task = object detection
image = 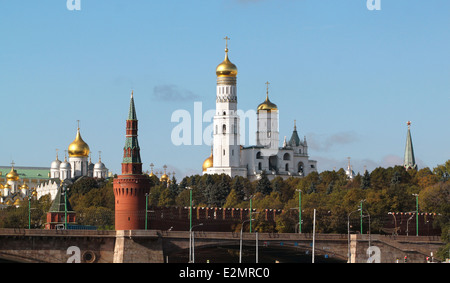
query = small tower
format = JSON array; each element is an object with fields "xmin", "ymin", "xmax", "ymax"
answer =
[
  {"xmin": 113, "ymin": 91, "xmax": 151, "ymax": 230},
  {"xmin": 403, "ymin": 121, "xmax": 417, "ymax": 171},
  {"xmin": 256, "ymin": 81, "xmax": 279, "ymax": 149}
]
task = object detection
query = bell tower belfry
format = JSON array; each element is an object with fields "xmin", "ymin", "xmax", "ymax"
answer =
[{"xmin": 205, "ymin": 37, "xmax": 247, "ymax": 178}]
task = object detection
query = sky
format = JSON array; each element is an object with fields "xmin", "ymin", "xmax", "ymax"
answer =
[{"xmin": 0, "ymin": 0, "xmax": 449, "ymax": 179}]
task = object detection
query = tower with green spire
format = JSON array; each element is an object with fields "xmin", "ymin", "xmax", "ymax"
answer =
[
  {"xmin": 113, "ymin": 91, "xmax": 151, "ymax": 230},
  {"xmin": 403, "ymin": 121, "xmax": 417, "ymax": 171},
  {"xmin": 121, "ymin": 90, "xmax": 142, "ymax": 174}
]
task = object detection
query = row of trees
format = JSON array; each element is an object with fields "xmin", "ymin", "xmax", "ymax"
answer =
[{"xmin": 1, "ymin": 160, "xmax": 448, "ymax": 259}]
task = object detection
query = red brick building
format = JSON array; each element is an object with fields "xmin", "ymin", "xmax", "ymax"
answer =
[{"xmin": 45, "ymin": 185, "xmax": 76, "ymax": 229}]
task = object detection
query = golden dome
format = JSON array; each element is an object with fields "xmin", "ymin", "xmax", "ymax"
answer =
[
  {"xmin": 68, "ymin": 128, "xmax": 90, "ymax": 157},
  {"xmin": 160, "ymin": 173, "xmax": 169, "ymax": 183},
  {"xmin": 257, "ymin": 95, "xmax": 278, "ymax": 112},
  {"xmin": 216, "ymin": 48, "xmax": 238, "ymax": 77},
  {"xmin": 6, "ymin": 168, "xmax": 20, "ymax": 182},
  {"xmin": 21, "ymin": 183, "xmax": 29, "ymax": 190},
  {"xmin": 257, "ymin": 82, "xmax": 277, "ymax": 112},
  {"xmin": 202, "ymin": 153, "xmax": 213, "ymax": 172}
]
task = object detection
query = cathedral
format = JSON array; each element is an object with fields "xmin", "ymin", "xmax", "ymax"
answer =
[
  {"xmin": 36, "ymin": 125, "xmax": 109, "ymax": 201},
  {"xmin": 0, "ymin": 164, "xmax": 36, "ymax": 207},
  {"xmin": 202, "ymin": 38, "xmax": 317, "ymax": 181}
]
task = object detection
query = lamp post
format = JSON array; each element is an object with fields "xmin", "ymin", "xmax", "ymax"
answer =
[
  {"xmin": 360, "ymin": 199, "xmax": 366, "ymax": 235},
  {"xmin": 347, "ymin": 208, "xmax": 361, "ymax": 263},
  {"xmin": 187, "ymin": 186, "xmax": 194, "ymax": 262},
  {"xmin": 312, "ymin": 208, "xmax": 316, "ymax": 263},
  {"xmin": 412, "ymin": 194, "xmax": 419, "ymax": 236},
  {"xmin": 145, "ymin": 193, "xmax": 149, "ymax": 230},
  {"xmin": 190, "ymin": 223, "xmax": 203, "ymax": 263},
  {"xmin": 296, "ymin": 189, "xmax": 302, "ymax": 234},
  {"xmin": 388, "ymin": 212, "xmax": 398, "ymax": 235},
  {"xmin": 28, "ymin": 196, "xmax": 32, "ymax": 229},
  {"xmin": 249, "ymin": 196, "xmax": 253, "ymax": 233},
  {"xmin": 239, "ymin": 219, "xmax": 254, "ymax": 263},
  {"xmin": 61, "ymin": 183, "xmax": 69, "ymax": 230},
  {"xmin": 187, "ymin": 187, "xmax": 193, "ymax": 231}
]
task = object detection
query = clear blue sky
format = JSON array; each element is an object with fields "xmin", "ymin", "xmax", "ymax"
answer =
[{"xmin": 1, "ymin": 1, "xmax": 449, "ymax": 178}]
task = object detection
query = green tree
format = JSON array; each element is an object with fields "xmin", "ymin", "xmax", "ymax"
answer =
[{"xmin": 256, "ymin": 171, "xmax": 272, "ymax": 196}]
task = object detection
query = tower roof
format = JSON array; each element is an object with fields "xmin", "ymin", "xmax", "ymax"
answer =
[
  {"xmin": 122, "ymin": 91, "xmax": 142, "ymax": 172},
  {"xmin": 216, "ymin": 36, "xmax": 238, "ymax": 77},
  {"xmin": 49, "ymin": 184, "xmax": 74, "ymax": 213},
  {"xmin": 68, "ymin": 126, "xmax": 90, "ymax": 158},
  {"xmin": 289, "ymin": 120, "xmax": 301, "ymax": 147},
  {"xmin": 403, "ymin": 121, "xmax": 417, "ymax": 170},
  {"xmin": 257, "ymin": 81, "xmax": 278, "ymax": 112},
  {"xmin": 128, "ymin": 91, "xmax": 137, "ymax": 120}
]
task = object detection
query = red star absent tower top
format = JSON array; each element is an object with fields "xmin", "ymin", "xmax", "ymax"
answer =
[{"xmin": 113, "ymin": 91, "xmax": 151, "ymax": 230}]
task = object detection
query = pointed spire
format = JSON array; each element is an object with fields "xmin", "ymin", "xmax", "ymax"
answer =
[
  {"xmin": 128, "ymin": 90, "xmax": 137, "ymax": 120},
  {"xmin": 289, "ymin": 120, "xmax": 300, "ymax": 147},
  {"xmin": 403, "ymin": 121, "xmax": 417, "ymax": 170}
]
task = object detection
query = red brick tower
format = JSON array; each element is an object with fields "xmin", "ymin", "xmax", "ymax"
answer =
[{"xmin": 113, "ymin": 91, "xmax": 151, "ymax": 230}]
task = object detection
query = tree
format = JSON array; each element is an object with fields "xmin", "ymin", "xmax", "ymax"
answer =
[
  {"xmin": 230, "ymin": 176, "xmax": 245, "ymax": 201},
  {"xmin": 361, "ymin": 170, "xmax": 371, "ymax": 190},
  {"xmin": 256, "ymin": 171, "xmax": 272, "ymax": 196}
]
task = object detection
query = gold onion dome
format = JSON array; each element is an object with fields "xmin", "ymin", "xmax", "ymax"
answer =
[
  {"xmin": 257, "ymin": 94, "xmax": 278, "ymax": 112},
  {"xmin": 6, "ymin": 168, "xmax": 19, "ymax": 182},
  {"xmin": 68, "ymin": 128, "xmax": 90, "ymax": 157},
  {"xmin": 202, "ymin": 152, "xmax": 213, "ymax": 172},
  {"xmin": 257, "ymin": 81, "xmax": 277, "ymax": 112},
  {"xmin": 216, "ymin": 48, "xmax": 238, "ymax": 77},
  {"xmin": 160, "ymin": 173, "xmax": 169, "ymax": 182}
]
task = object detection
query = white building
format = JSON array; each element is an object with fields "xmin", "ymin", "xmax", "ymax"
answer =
[
  {"xmin": 203, "ymin": 40, "xmax": 317, "ymax": 181},
  {"xmin": 37, "ymin": 125, "xmax": 108, "ymax": 200}
]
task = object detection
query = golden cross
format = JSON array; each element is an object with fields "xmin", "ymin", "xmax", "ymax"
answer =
[{"xmin": 224, "ymin": 36, "xmax": 230, "ymax": 49}]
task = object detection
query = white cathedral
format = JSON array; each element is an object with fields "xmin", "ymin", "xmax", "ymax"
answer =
[
  {"xmin": 36, "ymin": 125, "xmax": 109, "ymax": 200},
  {"xmin": 202, "ymin": 39, "xmax": 317, "ymax": 181}
]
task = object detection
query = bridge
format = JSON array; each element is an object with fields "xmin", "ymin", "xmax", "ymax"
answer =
[{"xmin": 0, "ymin": 228, "xmax": 443, "ymax": 263}]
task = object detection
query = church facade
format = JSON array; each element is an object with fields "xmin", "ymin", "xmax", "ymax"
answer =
[
  {"xmin": 203, "ymin": 39, "xmax": 317, "ymax": 181},
  {"xmin": 36, "ymin": 126, "xmax": 109, "ymax": 201}
]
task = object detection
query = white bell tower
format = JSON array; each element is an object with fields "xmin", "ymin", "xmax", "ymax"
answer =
[{"xmin": 206, "ymin": 37, "xmax": 247, "ymax": 177}]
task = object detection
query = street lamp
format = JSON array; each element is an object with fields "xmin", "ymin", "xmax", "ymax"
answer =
[
  {"xmin": 187, "ymin": 187, "xmax": 193, "ymax": 232},
  {"xmin": 190, "ymin": 223, "xmax": 203, "ymax": 263},
  {"xmin": 360, "ymin": 199, "xmax": 366, "ymax": 234},
  {"xmin": 239, "ymin": 219, "xmax": 255, "ymax": 263},
  {"xmin": 388, "ymin": 212, "xmax": 398, "ymax": 235},
  {"xmin": 412, "ymin": 194, "xmax": 419, "ymax": 236},
  {"xmin": 61, "ymin": 183, "xmax": 70, "ymax": 230},
  {"xmin": 28, "ymin": 195, "xmax": 32, "ymax": 229},
  {"xmin": 145, "ymin": 193, "xmax": 149, "ymax": 230},
  {"xmin": 296, "ymin": 189, "xmax": 302, "ymax": 234},
  {"xmin": 249, "ymin": 195, "xmax": 254, "ymax": 233},
  {"xmin": 347, "ymin": 208, "xmax": 361, "ymax": 263}
]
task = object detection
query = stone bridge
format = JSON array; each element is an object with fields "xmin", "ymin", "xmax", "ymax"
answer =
[{"xmin": 0, "ymin": 229, "xmax": 443, "ymax": 263}]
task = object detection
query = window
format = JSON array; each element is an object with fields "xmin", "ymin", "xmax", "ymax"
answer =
[
  {"xmin": 285, "ymin": 163, "xmax": 289, "ymax": 171},
  {"xmin": 283, "ymin": 153, "xmax": 290, "ymax": 160},
  {"xmin": 223, "ymin": 124, "xmax": 226, "ymax": 135}
]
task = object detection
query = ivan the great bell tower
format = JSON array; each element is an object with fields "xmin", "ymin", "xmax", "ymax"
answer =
[{"xmin": 113, "ymin": 91, "xmax": 150, "ymax": 230}]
